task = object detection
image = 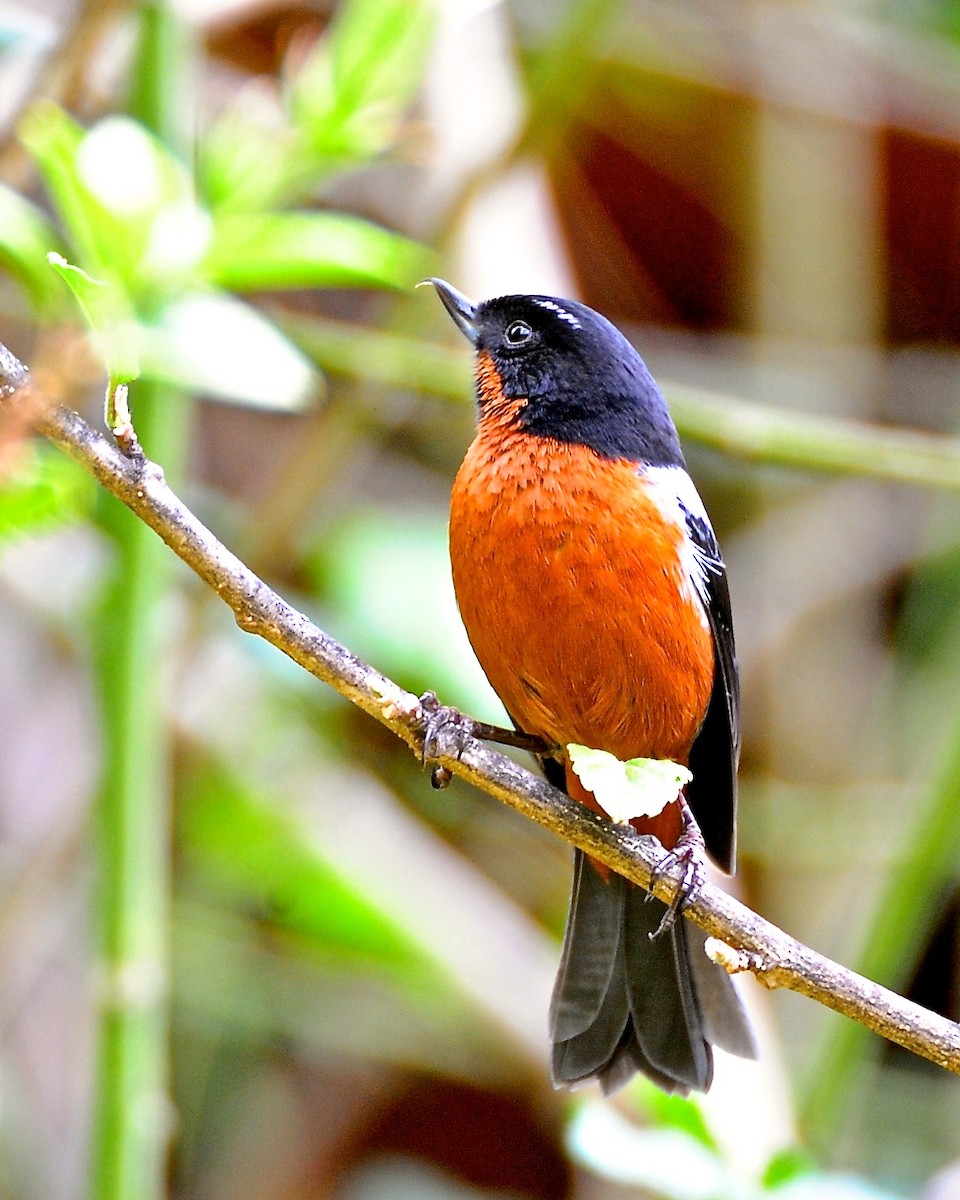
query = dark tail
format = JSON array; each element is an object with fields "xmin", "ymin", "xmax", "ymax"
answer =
[{"xmin": 550, "ymin": 850, "xmax": 757, "ymax": 1094}]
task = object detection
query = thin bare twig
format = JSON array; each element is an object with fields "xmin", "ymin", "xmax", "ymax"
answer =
[{"xmin": 4, "ymin": 354, "xmax": 960, "ymax": 1078}]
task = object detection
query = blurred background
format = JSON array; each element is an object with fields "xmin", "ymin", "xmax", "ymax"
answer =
[{"xmin": 2, "ymin": 0, "xmax": 960, "ymax": 1197}]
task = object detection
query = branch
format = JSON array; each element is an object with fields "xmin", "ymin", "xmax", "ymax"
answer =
[{"xmin": 6, "ymin": 359, "xmax": 960, "ymax": 1079}]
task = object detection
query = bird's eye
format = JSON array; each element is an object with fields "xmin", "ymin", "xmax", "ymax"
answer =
[{"xmin": 503, "ymin": 320, "xmax": 534, "ymax": 347}]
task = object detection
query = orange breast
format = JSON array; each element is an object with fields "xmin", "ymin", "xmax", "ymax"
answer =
[{"xmin": 449, "ymin": 421, "xmax": 714, "ymax": 770}]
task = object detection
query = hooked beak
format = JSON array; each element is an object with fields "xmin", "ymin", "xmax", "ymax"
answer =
[{"xmin": 421, "ymin": 277, "xmax": 480, "ymax": 346}]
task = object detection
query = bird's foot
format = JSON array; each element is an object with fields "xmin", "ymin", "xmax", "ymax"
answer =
[
  {"xmin": 418, "ymin": 691, "xmax": 553, "ymax": 789},
  {"xmin": 419, "ymin": 691, "xmax": 472, "ymax": 788},
  {"xmin": 646, "ymin": 800, "xmax": 707, "ymax": 939}
]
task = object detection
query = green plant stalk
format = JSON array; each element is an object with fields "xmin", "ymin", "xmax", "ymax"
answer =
[
  {"xmin": 90, "ymin": 4, "xmax": 193, "ymax": 1198},
  {"xmin": 91, "ymin": 415, "xmax": 178, "ymax": 1199},
  {"xmin": 280, "ymin": 314, "xmax": 960, "ymax": 491},
  {"xmin": 800, "ymin": 751, "xmax": 960, "ymax": 1137},
  {"xmin": 799, "ymin": 684, "xmax": 960, "ymax": 1143},
  {"xmin": 799, "ymin": 546, "xmax": 960, "ymax": 1140}
]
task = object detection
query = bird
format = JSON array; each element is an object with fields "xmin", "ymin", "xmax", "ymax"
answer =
[{"xmin": 426, "ymin": 277, "xmax": 756, "ymax": 1094}]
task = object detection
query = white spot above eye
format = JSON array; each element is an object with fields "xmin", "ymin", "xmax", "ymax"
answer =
[{"xmin": 534, "ymin": 299, "xmax": 582, "ymax": 329}]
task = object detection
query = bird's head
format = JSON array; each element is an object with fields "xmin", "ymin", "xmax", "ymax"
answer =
[{"xmin": 424, "ymin": 278, "xmax": 683, "ymax": 466}]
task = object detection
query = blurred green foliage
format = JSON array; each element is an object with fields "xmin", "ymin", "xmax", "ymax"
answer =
[
  {"xmin": 0, "ymin": 442, "xmax": 93, "ymax": 543},
  {"xmin": 567, "ymin": 1091, "xmax": 900, "ymax": 1200}
]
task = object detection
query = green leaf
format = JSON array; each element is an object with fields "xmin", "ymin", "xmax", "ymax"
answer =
[
  {"xmin": 22, "ymin": 104, "xmax": 209, "ymax": 304},
  {"xmin": 0, "ymin": 183, "xmax": 63, "ymax": 313},
  {"xmin": 199, "ymin": 94, "xmax": 294, "ymax": 212},
  {"xmin": 48, "ymin": 253, "xmax": 140, "ymax": 383},
  {"xmin": 567, "ymin": 745, "xmax": 692, "ymax": 824},
  {"xmin": 290, "ymin": 0, "xmax": 435, "ymax": 167},
  {"xmin": 72, "ymin": 115, "xmax": 211, "ymax": 296},
  {"xmin": 203, "ymin": 211, "xmax": 430, "ymax": 293},
  {"xmin": 202, "ymin": 0, "xmax": 436, "ymax": 210},
  {"xmin": 182, "ymin": 760, "xmax": 433, "ymax": 970},
  {"xmin": 566, "ymin": 1100, "xmax": 729, "ymax": 1200},
  {"xmin": 19, "ymin": 102, "xmax": 102, "ymax": 273},
  {"xmin": 631, "ymin": 1078, "xmax": 718, "ymax": 1150},
  {"xmin": 137, "ymin": 291, "xmax": 316, "ymax": 409},
  {"xmin": 762, "ymin": 1148, "xmax": 817, "ymax": 1190},
  {"xmin": 0, "ymin": 443, "xmax": 94, "ymax": 546}
]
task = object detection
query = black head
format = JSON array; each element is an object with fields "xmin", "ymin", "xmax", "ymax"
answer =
[{"xmin": 426, "ymin": 278, "xmax": 684, "ymax": 467}]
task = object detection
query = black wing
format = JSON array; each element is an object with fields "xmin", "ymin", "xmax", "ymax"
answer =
[{"xmin": 681, "ymin": 508, "xmax": 740, "ymax": 874}]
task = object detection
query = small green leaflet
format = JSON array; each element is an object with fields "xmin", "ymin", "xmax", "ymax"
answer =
[
  {"xmin": 567, "ymin": 745, "xmax": 692, "ymax": 824},
  {"xmin": 47, "ymin": 252, "xmax": 139, "ymax": 384}
]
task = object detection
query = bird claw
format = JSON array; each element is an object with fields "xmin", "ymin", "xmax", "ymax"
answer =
[
  {"xmin": 419, "ymin": 691, "xmax": 473, "ymax": 788},
  {"xmin": 418, "ymin": 693, "xmax": 553, "ymax": 788},
  {"xmin": 646, "ymin": 819, "xmax": 707, "ymax": 940}
]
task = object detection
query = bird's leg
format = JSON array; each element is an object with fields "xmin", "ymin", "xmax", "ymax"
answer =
[
  {"xmin": 647, "ymin": 794, "xmax": 707, "ymax": 939},
  {"xmin": 418, "ymin": 691, "xmax": 552, "ymax": 788}
]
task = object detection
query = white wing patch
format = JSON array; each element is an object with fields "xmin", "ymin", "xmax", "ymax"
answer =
[
  {"xmin": 534, "ymin": 299, "xmax": 582, "ymax": 329},
  {"xmin": 642, "ymin": 465, "xmax": 723, "ymax": 623}
]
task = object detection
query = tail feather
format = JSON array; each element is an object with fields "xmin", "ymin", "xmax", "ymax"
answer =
[
  {"xmin": 686, "ymin": 922, "xmax": 760, "ymax": 1060},
  {"xmin": 550, "ymin": 851, "xmax": 624, "ymax": 1041},
  {"xmin": 550, "ymin": 850, "xmax": 754, "ymax": 1095},
  {"xmin": 623, "ymin": 885, "xmax": 712, "ymax": 1091},
  {"xmin": 551, "ymin": 956, "xmax": 629, "ymax": 1085},
  {"xmin": 597, "ymin": 1031, "xmax": 681, "ymax": 1096}
]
